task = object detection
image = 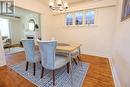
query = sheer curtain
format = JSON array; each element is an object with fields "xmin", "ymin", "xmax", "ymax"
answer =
[{"xmin": 0, "ymin": 18, "xmax": 10, "ymax": 38}]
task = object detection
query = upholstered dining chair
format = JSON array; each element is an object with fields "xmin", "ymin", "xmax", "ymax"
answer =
[
  {"xmin": 21, "ymin": 39, "xmax": 41, "ymax": 76},
  {"xmin": 38, "ymin": 40, "xmax": 70, "ymax": 86}
]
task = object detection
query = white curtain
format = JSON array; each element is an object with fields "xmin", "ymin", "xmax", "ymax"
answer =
[{"xmin": 0, "ymin": 18, "xmax": 10, "ymax": 38}]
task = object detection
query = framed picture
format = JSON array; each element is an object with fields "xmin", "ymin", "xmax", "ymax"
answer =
[{"xmin": 121, "ymin": 0, "xmax": 130, "ymax": 21}]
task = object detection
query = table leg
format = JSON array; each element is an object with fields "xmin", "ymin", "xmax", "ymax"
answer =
[
  {"xmin": 68, "ymin": 52, "xmax": 73, "ymax": 85},
  {"xmin": 78, "ymin": 47, "xmax": 82, "ymax": 67}
]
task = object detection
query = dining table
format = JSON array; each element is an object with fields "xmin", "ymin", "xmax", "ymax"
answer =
[{"xmin": 56, "ymin": 43, "xmax": 81, "ymax": 84}]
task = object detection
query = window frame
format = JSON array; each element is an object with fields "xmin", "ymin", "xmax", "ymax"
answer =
[
  {"xmin": 65, "ymin": 12, "xmax": 74, "ymax": 26},
  {"xmin": 85, "ymin": 9, "xmax": 96, "ymax": 26},
  {"xmin": 65, "ymin": 9, "xmax": 97, "ymax": 27},
  {"xmin": 75, "ymin": 11, "xmax": 84, "ymax": 26}
]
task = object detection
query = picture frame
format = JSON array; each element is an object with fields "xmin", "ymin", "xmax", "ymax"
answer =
[{"xmin": 121, "ymin": 0, "xmax": 130, "ymax": 21}]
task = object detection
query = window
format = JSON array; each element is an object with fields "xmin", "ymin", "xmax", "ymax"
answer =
[
  {"xmin": 75, "ymin": 11, "xmax": 83, "ymax": 25},
  {"xmin": 66, "ymin": 13, "xmax": 73, "ymax": 25},
  {"xmin": 85, "ymin": 10, "xmax": 95, "ymax": 25},
  {"xmin": 65, "ymin": 9, "xmax": 96, "ymax": 26},
  {"xmin": 0, "ymin": 18, "xmax": 10, "ymax": 37}
]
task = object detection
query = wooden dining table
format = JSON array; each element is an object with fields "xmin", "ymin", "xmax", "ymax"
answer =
[{"xmin": 56, "ymin": 43, "xmax": 81, "ymax": 84}]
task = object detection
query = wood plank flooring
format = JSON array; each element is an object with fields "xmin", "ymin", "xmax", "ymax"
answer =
[
  {"xmin": 2, "ymin": 52, "xmax": 115, "ymax": 87},
  {"xmin": 81, "ymin": 55, "xmax": 115, "ymax": 87},
  {"xmin": 0, "ymin": 66, "xmax": 36, "ymax": 87}
]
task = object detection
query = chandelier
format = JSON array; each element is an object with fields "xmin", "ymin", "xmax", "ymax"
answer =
[{"xmin": 49, "ymin": 0, "xmax": 68, "ymax": 12}]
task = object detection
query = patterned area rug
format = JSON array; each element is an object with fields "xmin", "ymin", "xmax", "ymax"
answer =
[{"xmin": 10, "ymin": 61, "xmax": 89, "ymax": 87}]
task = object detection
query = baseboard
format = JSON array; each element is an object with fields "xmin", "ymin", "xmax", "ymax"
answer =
[
  {"xmin": 109, "ymin": 58, "xmax": 122, "ymax": 87},
  {"xmin": 81, "ymin": 54, "xmax": 109, "ymax": 59}
]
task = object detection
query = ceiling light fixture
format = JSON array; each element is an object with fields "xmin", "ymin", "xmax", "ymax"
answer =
[{"xmin": 49, "ymin": 0, "xmax": 68, "ymax": 12}]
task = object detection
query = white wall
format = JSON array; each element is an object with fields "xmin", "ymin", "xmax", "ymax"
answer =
[
  {"xmin": 0, "ymin": 31, "xmax": 6, "ymax": 66},
  {"xmin": 46, "ymin": 6, "xmax": 117, "ymax": 58},
  {"xmin": 9, "ymin": 19, "xmax": 23, "ymax": 44},
  {"xmin": 112, "ymin": 0, "xmax": 130, "ymax": 87},
  {"xmin": 43, "ymin": 0, "xmax": 117, "ymax": 58},
  {"xmin": 41, "ymin": 14, "xmax": 53, "ymax": 40}
]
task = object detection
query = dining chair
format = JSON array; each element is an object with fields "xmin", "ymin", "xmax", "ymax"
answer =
[
  {"xmin": 38, "ymin": 40, "xmax": 70, "ymax": 86},
  {"xmin": 21, "ymin": 39, "xmax": 41, "ymax": 76}
]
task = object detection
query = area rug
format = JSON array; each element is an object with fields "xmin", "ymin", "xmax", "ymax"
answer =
[
  {"xmin": 5, "ymin": 47, "xmax": 24, "ymax": 55},
  {"xmin": 10, "ymin": 61, "xmax": 89, "ymax": 87}
]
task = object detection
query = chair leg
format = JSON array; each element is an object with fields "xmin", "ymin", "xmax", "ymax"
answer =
[
  {"xmin": 41, "ymin": 67, "xmax": 44, "ymax": 78},
  {"xmin": 67, "ymin": 63, "xmax": 69, "ymax": 73},
  {"xmin": 52, "ymin": 70, "xmax": 55, "ymax": 86},
  {"xmin": 77, "ymin": 56, "xmax": 81, "ymax": 61},
  {"xmin": 25, "ymin": 62, "xmax": 29, "ymax": 71},
  {"xmin": 33, "ymin": 63, "xmax": 36, "ymax": 76},
  {"xmin": 73, "ymin": 58, "xmax": 78, "ymax": 65},
  {"xmin": 40, "ymin": 61, "xmax": 41, "ymax": 64}
]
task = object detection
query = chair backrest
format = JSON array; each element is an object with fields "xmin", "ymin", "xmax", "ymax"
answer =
[
  {"xmin": 21, "ymin": 39, "xmax": 35, "ymax": 62},
  {"xmin": 38, "ymin": 40, "xmax": 57, "ymax": 69}
]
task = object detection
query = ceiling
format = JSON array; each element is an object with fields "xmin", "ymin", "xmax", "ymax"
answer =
[{"xmin": 41, "ymin": 0, "xmax": 91, "ymax": 5}]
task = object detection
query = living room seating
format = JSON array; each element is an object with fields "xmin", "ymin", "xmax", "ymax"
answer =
[
  {"xmin": 2, "ymin": 36, "xmax": 12, "ymax": 48},
  {"xmin": 21, "ymin": 39, "xmax": 41, "ymax": 75},
  {"xmin": 38, "ymin": 40, "xmax": 70, "ymax": 85}
]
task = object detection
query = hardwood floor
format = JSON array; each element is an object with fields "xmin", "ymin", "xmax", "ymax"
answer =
[
  {"xmin": 0, "ymin": 66, "xmax": 36, "ymax": 87},
  {"xmin": 3, "ymin": 52, "xmax": 115, "ymax": 87},
  {"xmin": 81, "ymin": 55, "xmax": 115, "ymax": 87}
]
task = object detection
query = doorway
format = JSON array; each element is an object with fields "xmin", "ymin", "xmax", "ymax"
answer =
[{"xmin": 0, "ymin": 7, "xmax": 41, "ymax": 57}]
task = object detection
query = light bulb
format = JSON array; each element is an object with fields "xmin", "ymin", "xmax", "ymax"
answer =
[
  {"xmin": 59, "ymin": 7, "xmax": 63, "ymax": 11},
  {"xmin": 64, "ymin": 1, "xmax": 68, "ymax": 9},
  {"xmin": 57, "ymin": 0, "xmax": 62, "ymax": 6},
  {"xmin": 49, "ymin": 0, "xmax": 54, "ymax": 8}
]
